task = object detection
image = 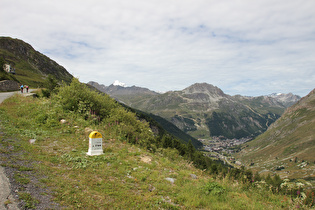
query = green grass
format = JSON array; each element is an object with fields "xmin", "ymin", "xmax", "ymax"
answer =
[
  {"xmin": 0, "ymin": 88, "xmax": 313, "ymax": 209},
  {"xmin": 18, "ymin": 192, "xmax": 39, "ymax": 209}
]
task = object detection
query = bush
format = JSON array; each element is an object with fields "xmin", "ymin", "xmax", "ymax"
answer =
[
  {"xmin": 52, "ymin": 78, "xmax": 118, "ymax": 121},
  {"xmin": 41, "ymin": 74, "xmax": 60, "ymax": 97},
  {"xmin": 203, "ymin": 181, "xmax": 226, "ymax": 195},
  {"xmin": 51, "ymin": 78, "xmax": 155, "ymax": 148}
]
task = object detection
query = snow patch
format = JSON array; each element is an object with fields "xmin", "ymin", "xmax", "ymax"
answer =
[{"xmin": 113, "ymin": 80, "xmax": 126, "ymax": 87}]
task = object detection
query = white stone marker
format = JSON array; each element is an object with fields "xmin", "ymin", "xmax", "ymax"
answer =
[{"xmin": 86, "ymin": 131, "xmax": 103, "ymax": 156}]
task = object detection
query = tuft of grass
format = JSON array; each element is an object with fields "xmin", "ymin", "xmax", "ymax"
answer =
[
  {"xmin": 14, "ymin": 172, "xmax": 30, "ymax": 185},
  {"xmin": 18, "ymin": 192, "xmax": 39, "ymax": 209}
]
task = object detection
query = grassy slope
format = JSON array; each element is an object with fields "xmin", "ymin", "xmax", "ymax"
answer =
[
  {"xmin": 236, "ymin": 89, "xmax": 315, "ymax": 180},
  {"xmin": 0, "ymin": 43, "xmax": 45, "ymax": 87},
  {"xmin": 0, "ymin": 94, "xmax": 302, "ymax": 209},
  {"xmin": 0, "ymin": 37, "xmax": 73, "ymax": 87}
]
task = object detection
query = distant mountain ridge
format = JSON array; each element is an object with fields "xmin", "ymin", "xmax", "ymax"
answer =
[
  {"xmin": 88, "ymin": 81, "xmax": 158, "ymax": 96},
  {"xmin": 268, "ymin": 93, "xmax": 301, "ymax": 107},
  {"xmin": 89, "ymin": 81, "xmax": 301, "ymax": 140},
  {"xmin": 87, "ymin": 81, "xmax": 159, "ymax": 105}
]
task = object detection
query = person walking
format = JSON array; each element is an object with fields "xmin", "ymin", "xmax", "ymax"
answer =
[{"xmin": 25, "ymin": 85, "xmax": 29, "ymax": 93}]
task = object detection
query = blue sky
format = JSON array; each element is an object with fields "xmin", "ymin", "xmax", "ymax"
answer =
[{"xmin": 1, "ymin": 0, "xmax": 314, "ymax": 96}]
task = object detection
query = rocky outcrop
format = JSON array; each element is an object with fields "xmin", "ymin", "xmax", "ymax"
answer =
[{"xmin": 0, "ymin": 80, "xmax": 19, "ymax": 91}]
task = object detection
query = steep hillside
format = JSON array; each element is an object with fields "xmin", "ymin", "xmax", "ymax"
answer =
[
  {"xmin": 236, "ymin": 88, "xmax": 315, "ymax": 180},
  {"xmin": 91, "ymin": 82, "xmax": 298, "ymax": 140},
  {"xmin": 0, "ymin": 37, "xmax": 73, "ymax": 87}
]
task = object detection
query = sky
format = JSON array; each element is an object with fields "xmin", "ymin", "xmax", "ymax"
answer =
[{"xmin": 1, "ymin": 0, "xmax": 314, "ymax": 96}]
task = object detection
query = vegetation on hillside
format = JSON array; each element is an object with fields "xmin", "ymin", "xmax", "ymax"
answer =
[
  {"xmin": 236, "ymin": 88, "xmax": 315, "ymax": 180},
  {"xmin": 0, "ymin": 37, "xmax": 73, "ymax": 87},
  {"xmin": 0, "ymin": 79, "xmax": 314, "ymax": 209}
]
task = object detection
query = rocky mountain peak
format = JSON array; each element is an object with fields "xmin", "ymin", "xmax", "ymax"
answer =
[
  {"xmin": 268, "ymin": 92, "xmax": 301, "ymax": 107},
  {"xmin": 183, "ymin": 83, "xmax": 226, "ymax": 97}
]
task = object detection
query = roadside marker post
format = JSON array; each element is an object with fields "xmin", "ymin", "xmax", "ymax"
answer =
[{"xmin": 86, "ymin": 131, "xmax": 103, "ymax": 156}]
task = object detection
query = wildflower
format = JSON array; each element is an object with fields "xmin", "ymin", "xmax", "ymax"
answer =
[{"xmin": 296, "ymin": 182, "xmax": 304, "ymax": 188}]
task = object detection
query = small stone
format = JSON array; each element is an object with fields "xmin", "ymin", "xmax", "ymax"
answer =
[
  {"xmin": 148, "ymin": 184, "xmax": 156, "ymax": 192},
  {"xmin": 165, "ymin": 177, "xmax": 175, "ymax": 184},
  {"xmin": 60, "ymin": 119, "xmax": 67, "ymax": 124},
  {"xmin": 190, "ymin": 174, "xmax": 198, "ymax": 179},
  {"xmin": 29, "ymin": 139, "xmax": 36, "ymax": 144},
  {"xmin": 141, "ymin": 156, "xmax": 152, "ymax": 163},
  {"xmin": 85, "ymin": 127, "xmax": 93, "ymax": 134}
]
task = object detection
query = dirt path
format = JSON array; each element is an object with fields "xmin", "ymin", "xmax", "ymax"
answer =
[
  {"xmin": 0, "ymin": 90, "xmax": 61, "ymax": 209},
  {"xmin": 0, "ymin": 91, "xmax": 22, "ymax": 209}
]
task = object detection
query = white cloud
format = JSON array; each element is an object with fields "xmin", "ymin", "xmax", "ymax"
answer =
[{"xmin": 1, "ymin": 0, "xmax": 314, "ymax": 96}]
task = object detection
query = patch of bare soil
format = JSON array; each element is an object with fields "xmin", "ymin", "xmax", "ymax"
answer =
[{"xmin": 0, "ymin": 127, "xmax": 63, "ymax": 209}]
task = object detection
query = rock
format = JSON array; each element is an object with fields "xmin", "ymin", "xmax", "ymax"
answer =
[
  {"xmin": 190, "ymin": 174, "xmax": 197, "ymax": 179},
  {"xmin": 165, "ymin": 177, "xmax": 175, "ymax": 184},
  {"xmin": 85, "ymin": 127, "xmax": 93, "ymax": 134},
  {"xmin": 29, "ymin": 139, "xmax": 36, "ymax": 144},
  {"xmin": 235, "ymin": 161, "xmax": 242, "ymax": 165},
  {"xmin": 60, "ymin": 119, "xmax": 67, "ymax": 124},
  {"xmin": 148, "ymin": 184, "xmax": 155, "ymax": 192},
  {"xmin": 141, "ymin": 156, "xmax": 152, "ymax": 164}
]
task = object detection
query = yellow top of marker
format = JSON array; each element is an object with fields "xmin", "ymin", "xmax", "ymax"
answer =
[{"xmin": 89, "ymin": 131, "xmax": 102, "ymax": 138}]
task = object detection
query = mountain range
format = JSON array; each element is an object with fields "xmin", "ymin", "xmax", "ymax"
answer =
[{"xmin": 88, "ymin": 81, "xmax": 301, "ymax": 140}]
